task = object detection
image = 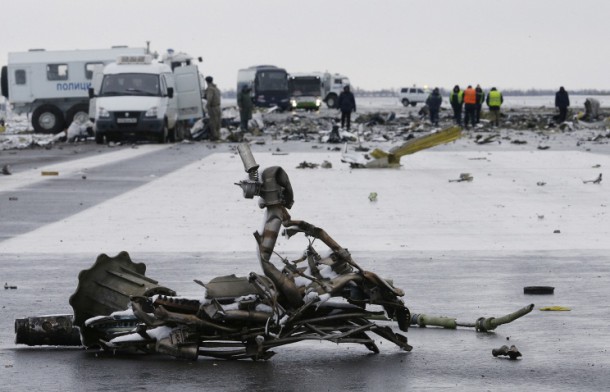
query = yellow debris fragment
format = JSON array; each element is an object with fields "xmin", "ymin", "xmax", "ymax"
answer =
[
  {"xmin": 41, "ymin": 171, "xmax": 59, "ymax": 176},
  {"xmin": 539, "ymin": 306, "xmax": 571, "ymax": 311}
]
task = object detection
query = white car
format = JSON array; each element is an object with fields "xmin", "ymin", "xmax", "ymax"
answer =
[{"xmin": 398, "ymin": 86, "xmax": 428, "ymax": 107}]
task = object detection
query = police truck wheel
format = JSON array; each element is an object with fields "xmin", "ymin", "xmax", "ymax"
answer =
[
  {"xmin": 326, "ymin": 95, "xmax": 337, "ymax": 109},
  {"xmin": 67, "ymin": 104, "xmax": 90, "ymax": 125},
  {"xmin": 410, "ymin": 102, "xmax": 417, "ymax": 107},
  {"xmin": 401, "ymin": 99, "xmax": 410, "ymax": 107},
  {"xmin": 32, "ymin": 104, "xmax": 65, "ymax": 134}
]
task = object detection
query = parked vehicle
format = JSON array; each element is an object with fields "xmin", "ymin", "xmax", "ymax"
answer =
[
  {"xmin": 237, "ymin": 65, "xmax": 290, "ymax": 110},
  {"xmin": 398, "ymin": 86, "xmax": 428, "ymax": 107},
  {"xmin": 319, "ymin": 72, "xmax": 350, "ymax": 108},
  {"xmin": 1, "ymin": 46, "xmax": 147, "ymax": 133},
  {"xmin": 88, "ymin": 51, "xmax": 204, "ymax": 144},
  {"xmin": 288, "ymin": 73, "xmax": 322, "ymax": 111}
]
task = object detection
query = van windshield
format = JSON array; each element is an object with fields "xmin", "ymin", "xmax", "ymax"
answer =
[{"xmin": 100, "ymin": 73, "xmax": 161, "ymax": 97}]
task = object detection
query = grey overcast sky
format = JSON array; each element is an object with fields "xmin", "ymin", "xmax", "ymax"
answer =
[{"xmin": 3, "ymin": 0, "xmax": 609, "ymax": 91}]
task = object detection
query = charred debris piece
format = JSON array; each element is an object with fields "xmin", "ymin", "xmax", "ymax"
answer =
[
  {"xmin": 492, "ymin": 345, "xmax": 522, "ymax": 360},
  {"xmin": 14, "ymin": 144, "xmax": 535, "ymax": 362}
]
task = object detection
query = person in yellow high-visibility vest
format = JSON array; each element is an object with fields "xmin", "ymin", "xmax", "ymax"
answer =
[
  {"xmin": 449, "ymin": 85, "xmax": 464, "ymax": 126},
  {"xmin": 486, "ymin": 87, "xmax": 504, "ymax": 127}
]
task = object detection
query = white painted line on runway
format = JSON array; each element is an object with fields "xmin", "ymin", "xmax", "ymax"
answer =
[
  {"xmin": 1, "ymin": 150, "xmax": 608, "ymax": 254},
  {"xmin": 0, "ymin": 144, "xmax": 171, "ymax": 193}
]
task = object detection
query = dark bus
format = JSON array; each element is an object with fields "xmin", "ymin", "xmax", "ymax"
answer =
[{"xmin": 237, "ymin": 65, "xmax": 289, "ymax": 110}]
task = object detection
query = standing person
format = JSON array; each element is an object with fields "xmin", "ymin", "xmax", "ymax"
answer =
[
  {"xmin": 337, "ymin": 85, "xmax": 356, "ymax": 131},
  {"xmin": 426, "ymin": 87, "xmax": 442, "ymax": 126},
  {"xmin": 486, "ymin": 87, "xmax": 503, "ymax": 127},
  {"xmin": 555, "ymin": 86, "xmax": 570, "ymax": 123},
  {"xmin": 204, "ymin": 76, "xmax": 221, "ymax": 141},
  {"xmin": 237, "ymin": 85, "xmax": 253, "ymax": 132},
  {"xmin": 449, "ymin": 85, "xmax": 463, "ymax": 126},
  {"xmin": 463, "ymin": 85, "xmax": 477, "ymax": 129},
  {"xmin": 475, "ymin": 85, "xmax": 485, "ymax": 124}
]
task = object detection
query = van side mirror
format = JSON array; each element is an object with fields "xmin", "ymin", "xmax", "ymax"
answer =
[
  {"xmin": 167, "ymin": 87, "xmax": 174, "ymax": 98},
  {"xmin": 88, "ymin": 87, "xmax": 95, "ymax": 99}
]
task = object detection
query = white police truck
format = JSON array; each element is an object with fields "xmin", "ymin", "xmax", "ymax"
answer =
[{"xmin": 1, "ymin": 46, "xmax": 147, "ymax": 133}]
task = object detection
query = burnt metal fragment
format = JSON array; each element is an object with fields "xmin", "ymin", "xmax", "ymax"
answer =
[{"xmin": 492, "ymin": 345, "xmax": 522, "ymax": 360}]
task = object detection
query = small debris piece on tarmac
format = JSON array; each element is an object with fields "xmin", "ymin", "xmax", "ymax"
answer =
[
  {"xmin": 492, "ymin": 345, "xmax": 522, "ymax": 360},
  {"xmin": 524, "ymin": 286, "xmax": 554, "ymax": 295}
]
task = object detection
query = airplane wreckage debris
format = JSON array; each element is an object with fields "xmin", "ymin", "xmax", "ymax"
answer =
[{"xmin": 15, "ymin": 144, "xmax": 533, "ymax": 361}]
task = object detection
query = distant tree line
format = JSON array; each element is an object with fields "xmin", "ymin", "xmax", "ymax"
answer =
[
  {"xmin": 220, "ymin": 87, "xmax": 610, "ymax": 98},
  {"xmin": 351, "ymin": 87, "xmax": 610, "ymax": 97}
]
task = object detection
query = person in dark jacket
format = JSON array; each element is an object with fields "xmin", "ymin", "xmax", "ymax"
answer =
[
  {"xmin": 337, "ymin": 85, "xmax": 356, "ymax": 130},
  {"xmin": 475, "ymin": 85, "xmax": 485, "ymax": 124},
  {"xmin": 555, "ymin": 86, "xmax": 570, "ymax": 123},
  {"xmin": 425, "ymin": 88, "xmax": 442, "ymax": 126},
  {"xmin": 237, "ymin": 85, "xmax": 253, "ymax": 132},
  {"xmin": 449, "ymin": 85, "xmax": 463, "ymax": 126}
]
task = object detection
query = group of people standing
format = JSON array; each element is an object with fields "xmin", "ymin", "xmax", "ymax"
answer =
[
  {"xmin": 204, "ymin": 76, "xmax": 254, "ymax": 141},
  {"xmin": 426, "ymin": 85, "xmax": 571, "ymax": 129},
  {"xmin": 205, "ymin": 77, "xmax": 572, "ymax": 140},
  {"xmin": 444, "ymin": 84, "xmax": 504, "ymax": 128}
]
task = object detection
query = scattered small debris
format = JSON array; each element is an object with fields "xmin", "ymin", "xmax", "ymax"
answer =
[
  {"xmin": 524, "ymin": 286, "xmax": 554, "ymax": 295},
  {"xmin": 41, "ymin": 171, "xmax": 59, "ymax": 176},
  {"xmin": 475, "ymin": 134, "xmax": 499, "ymax": 144},
  {"xmin": 511, "ymin": 139, "xmax": 527, "ymax": 145},
  {"xmin": 492, "ymin": 345, "xmax": 522, "ymax": 360},
  {"xmin": 583, "ymin": 173, "xmax": 602, "ymax": 184},
  {"xmin": 539, "ymin": 306, "xmax": 571, "ymax": 311},
  {"xmin": 537, "ymin": 145, "xmax": 550, "ymax": 150},
  {"xmin": 2, "ymin": 165, "xmax": 11, "ymax": 175},
  {"xmin": 592, "ymin": 164, "xmax": 601, "ymax": 168},
  {"xmin": 8, "ymin": 196, "xmax": 18, "ymax": 201},
  {"xmin": 553, "ymin": 229, "xmax": 561, "ymax": 234},
  {"xmin": 368, "ymin": 192, "xmax": 378, "ymax": 202},
  {"xmin": 536, "ymin": 181, "xmax": 546, "ymax": 186},
  {"xmin": 4, "ymin": 283, "xmax": 17, "ymax": 290},
  {"xmin": 449, "ymin": 173, "xmax": 473, "ymax": 182},
  {"xmin": 320, "ymin": 160, "xmax": 332, "ymax": 169},
  {"xmin": 81, "ymin": 175, "xmax": 87, "ymax": 180},
  {"xmin": 296, "ymin": 161, "xmax": 319, "ymax": 169},
  {"xmin": 537, "ymin": 214, "xmax": 544, "ymax": 220}
]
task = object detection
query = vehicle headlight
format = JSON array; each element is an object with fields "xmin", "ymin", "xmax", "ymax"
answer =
[
  {"xmin": 145, "ymin": 106, "xmax": 158, "ymax": 118},
  {"xmin": 98, "ymin": 107, "xmax": 110, "ymax": 118},
  {"xmin": 290, "ymin": 99, "xmax": 297, "ymax": 107},
  {"xmin": 315, "ymin": 99, "xmax": 322, "ymax": 107}
]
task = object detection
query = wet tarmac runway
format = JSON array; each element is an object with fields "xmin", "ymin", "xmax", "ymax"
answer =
[{"xmin": 2, "ymin": 250, "xmax": 609, "ymax": 391}]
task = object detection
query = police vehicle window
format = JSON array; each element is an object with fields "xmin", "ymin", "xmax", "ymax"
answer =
[
  {"xmin": 85, "ymin": 63, "xmax": 103, "ymax": 79},
  {"xmin": 334, "ymin": 79, "xmax": 342, "ymax": 84},
  {"xmin": 47, "ymin": 64, "xmax": 68, "ymax": 81},
  {"xmin": 401, "ymin": 88, "xmax": 407, "ymax": 93},
  {"xmin": 417, "ymin": 89, "xmax": 424, "ymax": 93},
  {"xmin": 15, "ymin": 70, "xmax": 26, "ymax": 85}
]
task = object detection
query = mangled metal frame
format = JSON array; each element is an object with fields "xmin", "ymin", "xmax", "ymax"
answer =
[
  {"xmin": 15, "ymin": 142, "xmax": 534, "ymax": 361},
  {"xmin": 53, "ymin": 143, "xmax": 412, "ymax": 360}
]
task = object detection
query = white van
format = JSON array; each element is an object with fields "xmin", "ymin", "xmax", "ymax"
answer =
[{"xmin": 89, "ymin": 54, "xmax": 203, "ymax": 144}]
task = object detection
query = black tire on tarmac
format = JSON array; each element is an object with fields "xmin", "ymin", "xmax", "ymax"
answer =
[{"xmin": 32, "ymin": 104, "xmax": 65, "ymax": 134}]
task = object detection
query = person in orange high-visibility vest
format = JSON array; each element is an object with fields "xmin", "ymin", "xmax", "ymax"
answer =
[{"xmin": 463, "ymin": 85, "xmax": 477, "ymax": 129}]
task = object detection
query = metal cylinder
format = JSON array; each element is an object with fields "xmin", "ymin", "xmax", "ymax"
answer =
[{"xmin": 237, "ymin": 143, "xmax": 259, "ymax": 174}]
